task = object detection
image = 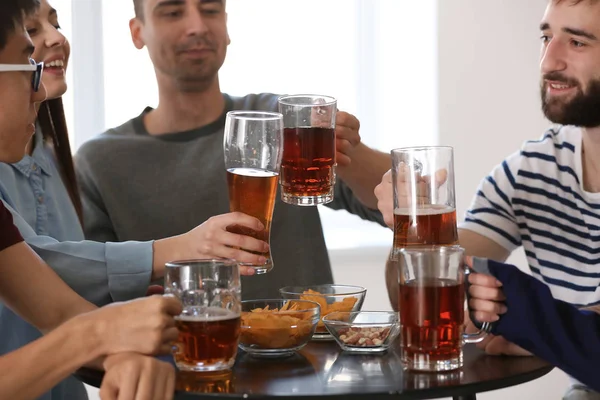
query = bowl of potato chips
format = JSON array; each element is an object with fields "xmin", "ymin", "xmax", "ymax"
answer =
[
  {"xmin": 239, "ymin": 299, "xmax": 321, "ymax": 358},
  {"xmin": 279, "ymin": 284, "xmax": 367, "ymax": 341}
]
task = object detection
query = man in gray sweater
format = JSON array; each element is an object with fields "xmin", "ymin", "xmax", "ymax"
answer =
[{"xmin": 75, "ymin": 0, "xmax": 391, "ymax": 299}]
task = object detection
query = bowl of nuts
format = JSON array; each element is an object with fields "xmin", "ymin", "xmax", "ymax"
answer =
[
  {"xmin": 279, "ymin": 284, "xmax": 367, "ymax": 341},
  {"xmin": 239, "ymin": 299, "xmax": 320, "ymax": 358},
  {"xmin": 322, "ymin": 311, "xmax": 400, "ymax": 353}
]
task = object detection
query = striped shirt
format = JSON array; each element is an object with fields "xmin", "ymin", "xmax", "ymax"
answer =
[{"xmin": 460, "ymin": 125, "xmax": 600, "ymax": 307}]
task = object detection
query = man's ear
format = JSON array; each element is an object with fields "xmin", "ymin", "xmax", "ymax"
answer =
[{"xmin": 130, "ymin": 18, "xmax": 146, "ymax": 50}]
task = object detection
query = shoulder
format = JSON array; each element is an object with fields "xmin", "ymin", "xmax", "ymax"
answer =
[
  {"xmin": 76, "ymin": 117, "xmax": 142, "ymax": 163},
  {"xmin": 229, "ymin": 93, "xmax": 280, "ymax": 112},
  {"xmin": 520, "ymin": 125, "xmax": 579, "ymax": 155}
]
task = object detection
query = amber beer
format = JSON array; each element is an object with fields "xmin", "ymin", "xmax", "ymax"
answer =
[
  {"xmin": 174, "ymin": 308, "xmax": 241, "ymax": 371},
  {"xmin": 399, "ymin": 279, "xmax": 464, "ymax": 364},
  {"xmin": 393, "ymin": 205, "xmax": 458, "ymax": 249},
  {"xmin": 226, "ymin": 168, "xmax": 278, "ymax": 269},
  {"xmin": 281, "ymin": 126, "xmax": 335, "ymax": 199}
]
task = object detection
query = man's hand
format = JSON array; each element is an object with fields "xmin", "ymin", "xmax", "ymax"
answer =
[
  {"xmin": 100, "ymin": 353, "xmax": 175, "ymax": 400},
  {"xmin": 335, "ymin": 111, "xmax": 361, "ymax": 166},
  {"xmin": 465, "ymin": 257, "xmax": 532, "ymax": 356}
]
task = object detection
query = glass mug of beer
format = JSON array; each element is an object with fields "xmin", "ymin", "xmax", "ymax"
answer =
[
  {"xmin": 391, "ymin": 146, "xmax": 458, "ymax": 257},
  {"xmin": 165, "ymin": 259, "xmax": 242, "ymax": 372},
  {"xmin": 278, "ymin": 94, "xmax": 337, "ymax": 206},
  {"xmin": 398, "ymin": 246, "xmax": 492, "ymax": 372},
  {"xmin": 223, "ymin": 111, "xmax": 283, "ymax": 274}
]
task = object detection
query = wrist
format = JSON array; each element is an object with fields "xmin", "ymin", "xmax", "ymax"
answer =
[
  {"xmin": 152, "ymin": 236, "xmax": 184, "ymax": 280},
  {"xmin": 67, "ymin": 313, "xmax": 106, "ymax": 361}
]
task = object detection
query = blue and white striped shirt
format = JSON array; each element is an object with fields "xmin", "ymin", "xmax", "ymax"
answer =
[{"xmin": 460, "ymin": 125, "xmax": 600, "ymax": 307}]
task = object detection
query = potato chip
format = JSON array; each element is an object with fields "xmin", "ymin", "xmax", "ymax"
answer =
[{"xmin": 300, "ymin": 290, "xmax": 358, "ymax": 332}]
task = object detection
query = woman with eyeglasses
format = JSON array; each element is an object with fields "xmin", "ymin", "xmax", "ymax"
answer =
[
  {"xmin": 0, "ymin": 1, "xmax": 268, "ymax": 399},
  {"xmin": 0, "ymin": 2, "xmax": 183, "ymax": 400}
]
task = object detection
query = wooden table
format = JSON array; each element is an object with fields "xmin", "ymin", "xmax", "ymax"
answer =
[{"xmin": 77, "ymin": 341, "xmax": 553, "ymax": 400}]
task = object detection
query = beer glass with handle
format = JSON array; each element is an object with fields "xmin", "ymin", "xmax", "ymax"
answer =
[
  {"xmin": 223, "ymin": 111, "xmax": 283, "ymax": 274},
  {"xmin": 398, "ymin": 246, "xmax": 492, "ymax": 372},
  {"xmin": 391, "ymin": 146, "xmax": 458, "ymax": 257},
  {"xmin": 278, "ymin": 95, "xmax": 337, "ymax": 206},
  {"xmin": 165, "ymin": 259, "xmax": 241, "ymax": 372}
]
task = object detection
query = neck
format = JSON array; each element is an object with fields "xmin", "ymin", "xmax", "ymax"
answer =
[
  {"xmin": 145, "ymin": 74, "xmax": 225, "ymax": 135},
  {"xmin": 580, "ymin": 126, "xmax": 600, "ymax": 192}
]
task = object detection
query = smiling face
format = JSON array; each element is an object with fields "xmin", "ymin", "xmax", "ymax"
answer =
[
  {"xmin": 25, "ymin": 0, "xmax": 69, "ymax": 100},
  {"xmin": 0, "ymin": 26, "xmax": 47, "ymax": 163},
  {"xmin": 539, "ymin": 0, "xmax": 600, "ymax": 127},
  {"xmin": 129, "ymin": 0, "xmax": 230, "ymax": 91}
]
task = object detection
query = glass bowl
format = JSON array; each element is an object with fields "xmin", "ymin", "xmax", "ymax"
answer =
[
  {"xmin": 322, "ymin": 311, "xmax": 400, "ymax": 353},
  {"xmin": 279, "ymin": 284, "xmax": 366, "ymax": 340},
  {"xmin": 239, "ymin": 299, "xmax": 320, "ymax": 358}
]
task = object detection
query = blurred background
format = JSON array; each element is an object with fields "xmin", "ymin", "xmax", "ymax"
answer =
[{"xmin": 50, "ymin": 0, "xmax": 566, "ymax": 398}]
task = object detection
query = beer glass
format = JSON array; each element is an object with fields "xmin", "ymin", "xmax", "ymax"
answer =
[
  {"xmin": 165, "ymin": 259, "xmax": 241, "ymax": 372},
  {"xmin": 398, "ymin": 246, "xmax": 491, "ymax": 372},
  {"xmin": 391, "ymin": 146, "xmax": 458, "ymax": 257},
  {"xmin": 278, "ymin": 95, "xmax": 337, "ymax": 206},
  {"xmin": 223, "ymin": 111, "xmax": 283, "ymax": 274}
]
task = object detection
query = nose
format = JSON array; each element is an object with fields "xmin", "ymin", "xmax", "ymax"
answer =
[
  {"xmin": 45, "ymin": 25, "xmax": 67, "ymax": 49},
  {"xmin": 183, "ymin": 6, "xmax": 209, "ymax": 37},
  {"xmin": 540, "ymin": 38, "xmax": 567, "ymax": 75},
  {"xmin": 31, "ymin": 82, "xmax": 47, "ymax": 105}
]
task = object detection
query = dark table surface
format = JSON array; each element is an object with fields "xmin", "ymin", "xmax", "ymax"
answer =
[{"xmin": 77, "ymin": 341, "xmax": 553, "ymax": 400}]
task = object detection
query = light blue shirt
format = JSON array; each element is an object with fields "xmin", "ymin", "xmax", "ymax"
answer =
[{"xmin": 0, "ymin": 131, "xmax": 154, "ymax": 400}]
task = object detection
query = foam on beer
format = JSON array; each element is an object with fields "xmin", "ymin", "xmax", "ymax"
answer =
[
  {"xmin": 394, "ymin": 205, "xmax": 455, "ymax": 216},
  {"xmin": 176, "ymin": 307, "xmax": 240, "ymax": 322},
  {"xmin": 227, "ymin": 168, "xmax": 279, "ymax": 178}
]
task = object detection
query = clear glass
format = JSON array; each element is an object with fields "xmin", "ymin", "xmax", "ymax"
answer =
[
  {"xmin": 397, "ymin": 246, "xmax": 491, "ymax": 372},
  {"xmin": 164, "ymin": 259, "xmax": 241, "ymax": 372},
  {"xmin": 322, "ymin": 311, "xmax": 400, "ymax": 353},
  {"xmin": 279, "ymin": 284, "xmax": 366, "ymax": 341},
  {"xmin": 223, "ymin": 111, "xmax": 283, "ymax": 274},
  {"xmin": 239, "ymin": 299, "xmax": 320, "ymax": 358},
  {"xmin": 390, "ymin": 146, "xmax": 458, "ymax": 257},
  {"xmin": 278, "ymin": 94, "xmax": 337, "ymax": 206}
]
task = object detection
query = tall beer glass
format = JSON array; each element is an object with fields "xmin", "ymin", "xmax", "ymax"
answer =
[
  {"xmin": 223, "ymin": 111, "xmax": 283, "ymax": 274},
  {"xmin": 165, "ymin": 259, "xmax": 241, "ymax": 372},
  {"xmin": 278, "ymin": 95, "xmax": 337, "ymax": 206},
  {"xmin": 391, "ymin": 146, "xmax": 458, "ymax": 257},
  {"xmin": 398, "ymin": 246, "xmax": 491, "ymax": 372}
]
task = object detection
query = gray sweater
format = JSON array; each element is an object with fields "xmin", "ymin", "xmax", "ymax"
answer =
[{"xmin": 75, "ymin": 93, "xmax": 385, "ymax": 299}]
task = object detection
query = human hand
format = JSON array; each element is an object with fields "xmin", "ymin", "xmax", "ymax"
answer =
[
  {"xmin": 156, "ymin": 212, "xmax": 270, "ymax": 276},
  {"xmin": 84, "ymin": 295, "xmax": 181, "ymax": 356},
  {"xmin": 334, "ymin": 111, "xmax": 361, "ymax": 167},
  {"xmin": 99, "ymin": 353, "xmax": 175, "ymax": 400}
]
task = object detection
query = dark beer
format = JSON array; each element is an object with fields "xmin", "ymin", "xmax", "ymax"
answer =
[
  {"xmin": 281, "ymin": 127, "xmax": 335, "ymax": 199},
  {"xmin": 226, "ymin": 168, "xmax": 278, "ymax": 266},
  {"xmin": 174, "ymin": 308, "xmax": 241, "ymax": 371},
  {"xmin": 399, "ymin": 279, "xmax": 464, "ymax": 364},
  {"xmin": 393, "ymin": 205, "xmax": 458, "ymax": 248}
]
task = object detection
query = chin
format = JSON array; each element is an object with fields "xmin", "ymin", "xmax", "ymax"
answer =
[{"xmin": 45, "ymin": 83, "xmax": 68, "ymax": 101}]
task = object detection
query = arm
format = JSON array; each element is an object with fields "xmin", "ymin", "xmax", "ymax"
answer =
[
  {"xmin": 0, "ymin": 315, "xmax": 104, "ymax": 400},
  {"xmin": 335, "ymin": 112, "xmax": 391, "ymax": 209},
  {"xmin": 470, "ymin": 258, "xmax": 600, "ymax": 392},
  {"xmin": 0, "ymin": 242, "xmax": 96, "ymax": 332}
]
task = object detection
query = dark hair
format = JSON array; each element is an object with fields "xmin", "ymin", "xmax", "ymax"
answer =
[
  {"xmin": 37, "ymin": 99, "xmax": 83, "ymax": 224},
  {"xmin": 0, "ymin": 0, "xmax": 40, "ymax": 51}
]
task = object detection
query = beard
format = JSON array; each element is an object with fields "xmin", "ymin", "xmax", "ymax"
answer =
[{"xmin": 541, "ymin": 73, "xmax": 600, "ymax": 128}]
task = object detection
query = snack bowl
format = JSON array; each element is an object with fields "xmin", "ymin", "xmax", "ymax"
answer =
[
  {"xmin": 239, "ymin": 299, "xmax": 320, "ymax": 358},
  {"xmin": 279, "ymin": 284, "xmax": 366, "ymax": 340},
  {"xmin": 322, "ymin": 311, "xmax": 400, "ymax": 353}
]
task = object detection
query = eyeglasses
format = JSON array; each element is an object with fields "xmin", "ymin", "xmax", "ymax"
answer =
[{"xmin": 0, "ymin": 58, "xmax": 44, "ymax": 92}]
